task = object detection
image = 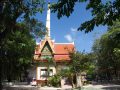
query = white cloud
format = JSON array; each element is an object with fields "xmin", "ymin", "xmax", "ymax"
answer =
[
  {"xmin": 70, "ymin": 27, "xmax": 77, "ymax": 41},
  {"xmin": 53, "ymin": 38, "xmax": 56, "ymax": 42},
  {"xmin": 71, "ymin": 28, "xmax": 77, "ymax": 32},
  {"xmin": 64, "ymin": 34, "xmax": 73, "ymax": 42},
  {"xmin": 64, "ymin": 27, "xmax": 77, "ymax": 42}
]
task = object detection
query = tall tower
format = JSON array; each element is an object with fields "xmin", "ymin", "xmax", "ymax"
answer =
[{"xmin": 45, "ymin": 3, "xmax": 50, "ymax": 38}]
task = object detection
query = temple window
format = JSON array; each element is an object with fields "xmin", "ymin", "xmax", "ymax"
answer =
[{"xmin": 40, "ymin": 69, "xmax": 53, "ymax": 77}]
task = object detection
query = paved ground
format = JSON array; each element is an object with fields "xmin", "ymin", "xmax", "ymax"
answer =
[
  {"xmin": 82, "ymin": 84, "xmax": 120, "ymax": 90},
  {"xmin": 3, "ymin": 85, "xmax": 62, "ymax": 90},
  {"xmin": 2, "ymin": 84, "xmax": 120, "ymax": 90}
]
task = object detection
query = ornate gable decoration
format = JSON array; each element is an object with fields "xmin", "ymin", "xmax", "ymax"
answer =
[
  {"xmin": 40, "ymin": 38, "xmax": 55, "ymax": 54},
  {"xmin": 41, "ymin": 42, "xmax": 52, "ymax": 55}
]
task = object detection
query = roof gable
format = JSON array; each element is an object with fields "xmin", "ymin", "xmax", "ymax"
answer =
[
  {"xmin": 40, "ymin": 38, "xmax": 55, "ymax": 53},
  {"xmin": 41, "ymin": 41, "xmax": 52, "ymax": 55}
]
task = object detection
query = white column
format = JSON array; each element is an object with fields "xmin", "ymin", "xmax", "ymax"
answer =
[{"xmin": 37, "ymin": 67, "xmax": 40, "ymax": 80}]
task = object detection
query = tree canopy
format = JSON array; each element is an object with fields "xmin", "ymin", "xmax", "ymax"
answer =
[
  {"xmin": 70, "ymin": 51, "xmax": 95, "ymax": 86},
  {"xmin": 0, "ymin": 0, "xmax": 45, "ymax": 40},
  {"xmin": 70, "ymin": 52, "xmax": 91, "ymax": 73},
  {"xmin": 0, "ymin": 0, "xmax": 46, "ymax": 88},
  {"xmin": 1, "ymin": 23, "xmax": 36, "ymax": 82},
  {"xmin": 92, "ymin": 21, "xmax": 120, "ymax": 80},
  {"xmin": 51, "ymin": 0, "xmax": 120, "ymax": 32}
]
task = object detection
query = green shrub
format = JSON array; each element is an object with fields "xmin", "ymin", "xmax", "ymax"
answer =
[{"xmin": 48, "ymin": 75, "xmax": 61, "ymax": 87}]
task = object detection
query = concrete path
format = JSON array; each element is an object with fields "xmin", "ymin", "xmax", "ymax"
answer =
[
  {"xmin": 3, "ymin": 85, "xmax": 62, "ymax": 90},
  {"xmin": 2, "ymin": 84, "xmax": 120, "ymax": 90},
  {"xmin": 39, "ymin": 86, "xmax": 61, "ymax": 90},
  {"xmin": 82, "ymin": 84, "xmax": 120, "ymax": 90}
]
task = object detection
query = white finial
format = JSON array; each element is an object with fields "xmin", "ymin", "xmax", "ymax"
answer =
[{"xmin": 45, "ymin": 3, "xmax": 50, "ymax": 38}]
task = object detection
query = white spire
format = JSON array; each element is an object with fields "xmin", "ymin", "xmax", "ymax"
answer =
[{"xmin": 45, "ymin": 3, "xmax": 50, "ymax": 38}]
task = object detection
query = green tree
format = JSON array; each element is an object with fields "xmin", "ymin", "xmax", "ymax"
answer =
[
  {"xmin": 51, "ymin": 0, "xmax": 120, "ymax": 32},
  {"xmin": 92, "ymin": 21, "xmax": 120, "ymax": 81},
  {"xmin": 58, "ymin": 51, "xmax": 94, "ymax": 88},
  {"xmin": 0, "ymin": 0, "xmax": 46, "ymax": 89},
  {"xmin": 1, "ymin": 23, "xmax": 35, "ymax": 81},
  {"xmin": 0, "ymin": 22, "xmax": 45, "ymax": 89},
  {"xmin": 0, "ymin": 0, "xmax": 45, "ymax": 40}
]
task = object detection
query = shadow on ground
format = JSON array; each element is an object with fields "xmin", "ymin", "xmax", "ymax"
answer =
[
  {"xmin": 101, "ymin": 86, "xmax": 120, "ymax": 90},
  {"xmin": 3, "ymin": 86, "xmax": 38, "ymax": 90}
]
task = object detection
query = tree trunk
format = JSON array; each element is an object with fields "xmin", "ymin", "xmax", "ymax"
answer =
[
  {"xmin": 0, "ymin": 62, "xmax": 3, "ymax": 90},
  {"xmin": 0, "ymin": 70, "xmax": 2, "ymax": 90},
  {"xmin": 76, "ymin": 73, "xmax": 82, "ymax": 88},
  {"xmin": 71, "ymin": 75, "xmax": 75, "ymax": 88}
]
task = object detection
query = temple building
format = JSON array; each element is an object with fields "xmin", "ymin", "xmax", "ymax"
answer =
[{"xmin": 33, "ymin": 3, "xmax": 75, "ymax": 84}]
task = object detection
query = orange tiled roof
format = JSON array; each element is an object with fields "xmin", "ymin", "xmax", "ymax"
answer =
[
  {"xmin": 34, "ymin": 39, "xmax": 75, "ymax": 61},
  {"xmin": 54, "ymin": 44, "xmax": 74, "ymax": 54},
  {"xmin": 54, "ymin": 55, "xmax": 70, "ymax": 61}
]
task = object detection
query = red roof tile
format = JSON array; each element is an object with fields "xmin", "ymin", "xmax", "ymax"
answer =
[
  {"xmin": 54, "ymin": 44, "xmax": 74, "ymax": 54},
  {"xmin": 54, "ymin": 55, "xmax": 70, "ymax": 61},
  {"xmin": 34, "ymin": 39, "xmax": 75, "ymax": 61}
]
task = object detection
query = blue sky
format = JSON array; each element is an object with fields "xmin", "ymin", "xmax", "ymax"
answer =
[{"xmin": 36, "ymin": 1, "xmax": 107, "ymax": 53}]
